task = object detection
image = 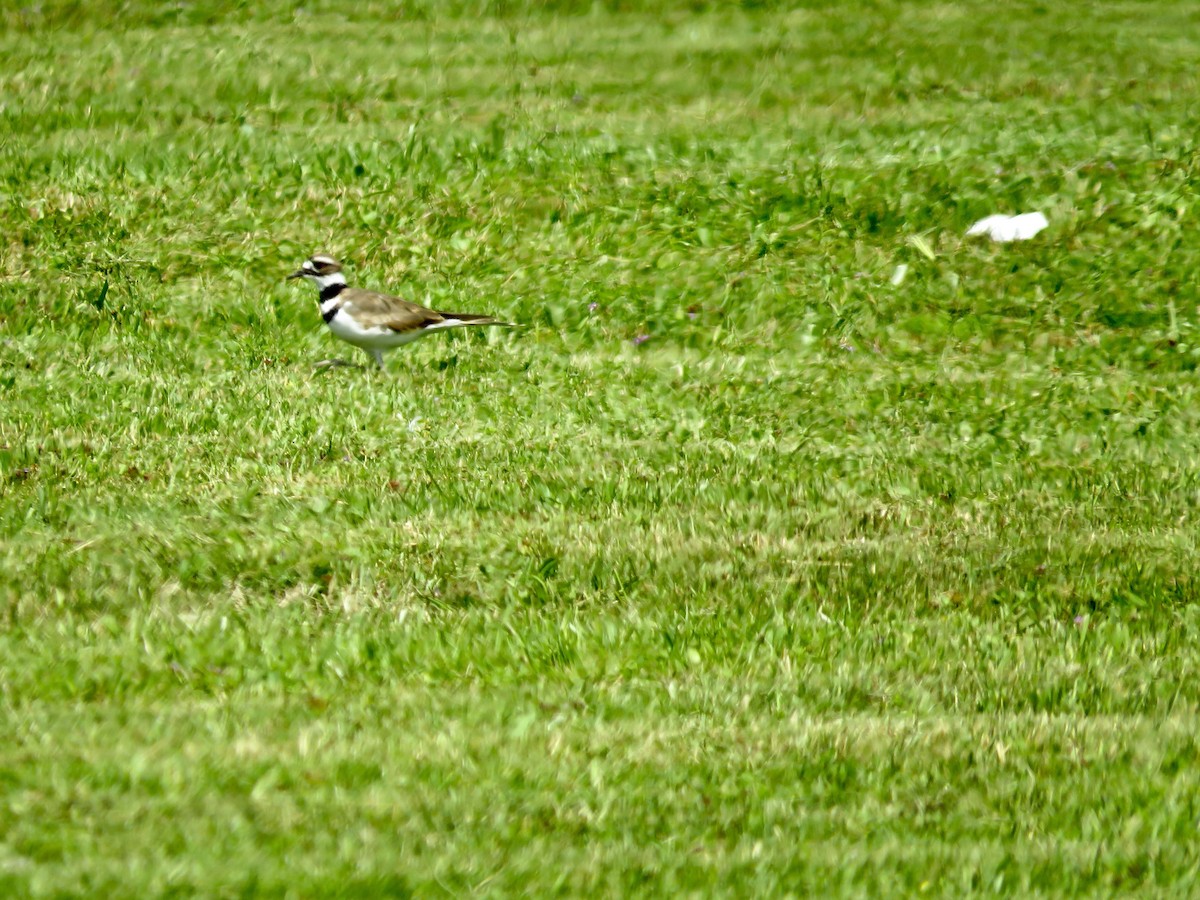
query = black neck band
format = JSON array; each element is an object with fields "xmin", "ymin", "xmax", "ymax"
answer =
[{"xmin": 319, "ymin": 282, "xmax": 346, "ymax": 303}]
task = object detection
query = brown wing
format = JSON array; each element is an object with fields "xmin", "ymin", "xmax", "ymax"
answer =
[{"xmin": 337, "ymin": 288, "xmax": 446, "ymax": 333}]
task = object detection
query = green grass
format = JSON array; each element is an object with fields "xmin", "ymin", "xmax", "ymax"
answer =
[{"xmin": 3, "ymin": 0, "xmax": 1200, "ymax": 894}]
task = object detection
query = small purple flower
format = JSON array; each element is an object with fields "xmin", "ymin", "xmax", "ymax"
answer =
[
  {"xmin": 632, "ymin": 333, "xmax": 650, "ymax": 346},
  {"xmin": 588, "ymin": 302, "xmax": 598, "ymax": 312},
  {"xmin": 687, "ymin": 311, "xmax": 698, "ymax": 320},
  {"xmin": 1074, "ymin": 615, "xmax": 1085, "ymax": 626}
]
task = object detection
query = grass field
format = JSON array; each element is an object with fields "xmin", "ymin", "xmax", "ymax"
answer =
[{"xmin": 4, "ymin": 0, "xmax": 1200, "ymax": 894}]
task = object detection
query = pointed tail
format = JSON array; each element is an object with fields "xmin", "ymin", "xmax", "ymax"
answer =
[{"xmin": 436, "ymin": 312, "xmax": 520, "ymax": 327}]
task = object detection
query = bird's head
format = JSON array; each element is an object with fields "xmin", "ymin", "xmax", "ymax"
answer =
[{"xmin": 288, "ymin": 254, "xmax": 345, "ymax": 290}]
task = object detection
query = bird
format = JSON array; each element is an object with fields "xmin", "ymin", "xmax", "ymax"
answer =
[{"xmin": 287, "ymin": 253, "xmax": 516, "ymax": 370}]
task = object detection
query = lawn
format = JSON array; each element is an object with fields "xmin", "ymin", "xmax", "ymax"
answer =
[{"xmin": 3, "ymin": 0, "xmax": 1200, "ymax": 894}]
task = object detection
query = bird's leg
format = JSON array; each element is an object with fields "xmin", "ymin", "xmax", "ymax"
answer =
[
  {"xmin": 314, "ymin": 358, "xmax": 363, "ymax": 371},
  {"xmin": 368, "ymin": 349, "xmax": 386, "ymax": 371}
]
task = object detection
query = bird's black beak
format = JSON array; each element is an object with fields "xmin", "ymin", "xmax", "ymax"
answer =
[{"xmin": 287, "ymin": 270, "xmax": 305, "ymax": 280}]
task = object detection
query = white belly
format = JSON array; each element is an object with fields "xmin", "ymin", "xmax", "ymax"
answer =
[{"xmin": 326, "ymin": 312, "xmax": 429, "ymax": 349}]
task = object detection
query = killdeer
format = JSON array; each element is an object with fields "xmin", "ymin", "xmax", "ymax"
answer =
[{"xmin": 287, "ymin": 254, "xmax": 516, "ymax": 369}]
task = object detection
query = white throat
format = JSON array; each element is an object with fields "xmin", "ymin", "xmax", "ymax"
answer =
[{"xmin": 310, "ymin": 271, "xmax": 347, "ymax": 292}]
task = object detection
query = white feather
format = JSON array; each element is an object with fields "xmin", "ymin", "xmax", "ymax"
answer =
[{"xmin": 966, "ymin": 212, "xmax": 1049, "ymax": 242}]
